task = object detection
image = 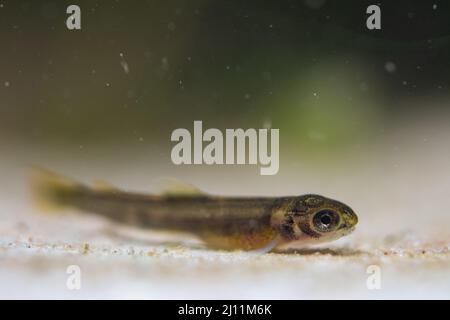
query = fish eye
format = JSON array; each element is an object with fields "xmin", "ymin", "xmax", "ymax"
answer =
[
  {"xmin": 313, "ymin": 210, "xmax": 340, "ymax": 232},
  {"xmin": 320, "ymin": 214, "xmax": 332, "ymax": 225}
]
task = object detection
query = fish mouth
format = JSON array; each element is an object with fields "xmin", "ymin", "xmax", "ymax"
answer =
[
  {"xmin": 343, "ymin": 212, "xmax": 358, "ymax": 229},
  {"xmin": 352, "ymin": 213, "xmax": 359, "ymax": 226}
]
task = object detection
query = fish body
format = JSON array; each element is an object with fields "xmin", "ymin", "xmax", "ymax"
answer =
[{"xmin": 31, "ymin": 169, "xmax": 358, "ymax": 251}]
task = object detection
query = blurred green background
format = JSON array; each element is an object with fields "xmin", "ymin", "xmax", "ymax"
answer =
[{"xmin": 1, "ymin": 0, "xmax": 450, "ymax": 163}]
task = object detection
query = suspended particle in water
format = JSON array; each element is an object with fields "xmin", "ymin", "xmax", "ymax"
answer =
[
  {"xmin": 120, "ymin": 53, "xmax": 130, "ymax": 74},
  {"xmin": 168, "ymin": 22, "xmax": 176, "ymax": 31},
  {"xmin": 385, "ymin": 61, "xmax": 396, "ymax": 73}
]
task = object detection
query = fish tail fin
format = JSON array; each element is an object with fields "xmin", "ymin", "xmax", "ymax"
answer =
[{"xmin": 30, "ymin": 167, "xmax": 83, "ymax": 213}]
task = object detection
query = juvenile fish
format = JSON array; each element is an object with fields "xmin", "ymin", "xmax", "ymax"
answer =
[{"xmin": 31, "ymin": 169, "xmax": 358, "ymax": 252}]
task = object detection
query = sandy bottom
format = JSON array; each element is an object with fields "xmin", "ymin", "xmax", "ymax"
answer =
[{"xmin": 0, "ymin": 211, "xmax": 449, "ymax": 299}]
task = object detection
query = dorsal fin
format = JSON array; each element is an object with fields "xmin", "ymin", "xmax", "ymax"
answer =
[
  {"xmin": 158, "ymin": 179, "xmax": 206, "ymax": 197},
  {"xmin": 93, "ymin": 180, "xmax": 119, "ymax": 192}
]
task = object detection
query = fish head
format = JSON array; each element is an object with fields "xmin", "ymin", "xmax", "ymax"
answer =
[{"xmin": 276, "ymin": 194, "xmax": 358, "ymax": 244}]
